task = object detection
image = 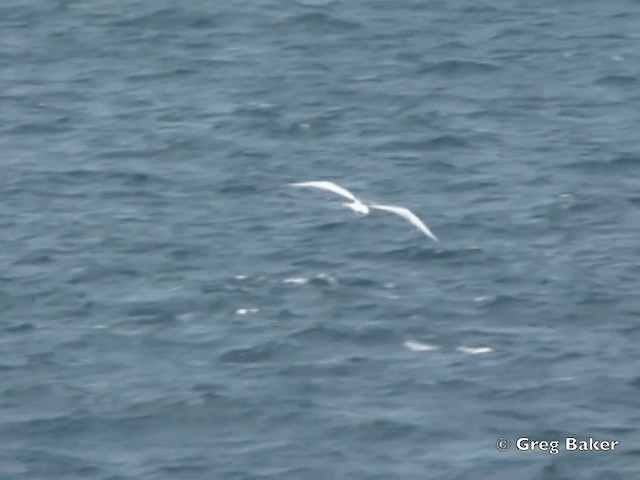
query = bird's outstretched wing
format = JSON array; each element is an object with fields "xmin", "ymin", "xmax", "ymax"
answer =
[
  {"xmin": 370, "ymin": 204, "xmax": 439, "ymax": 242},
  {"xmin": 289, "ymin": 181, "xmax": 360, "ymax": 203}
]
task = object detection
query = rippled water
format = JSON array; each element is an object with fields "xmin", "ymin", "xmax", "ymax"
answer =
[{"xmin": 2, "ymin": 1, "xmax": 640, "ymax": 478}]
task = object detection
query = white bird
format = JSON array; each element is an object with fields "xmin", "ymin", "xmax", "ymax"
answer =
[
  {"xmin": 369, "ymin": 203, "xmax": 439, "ymax": 242},
  {"xmin": 289, "ymin": 181, "xmax": 369, "ymax": 215},
  {"xmin": 290, "ymin": 180, "xmax": 439, "ymax": 242}
]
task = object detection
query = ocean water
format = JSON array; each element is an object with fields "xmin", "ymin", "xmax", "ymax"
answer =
[{"xmin": 1, "ymin": 1, "xmax": 640, "ymax": 478}]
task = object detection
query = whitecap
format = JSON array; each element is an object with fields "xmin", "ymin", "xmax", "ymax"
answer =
[
  {"xmin": 473, "ymin": 295, "xmax": 491, "ymax": 303},
  {"xmin": 403, "ymin": 340, "xmax": 439, "ymax": 352},
  {"xmin": 177, "ymin": 312, "xmax": 198, "ymax": 322},
  {"xmin": 457, "ymin": 346, "xmax": 493, "ymax": 355},
  {"xmin": 282, "ymin": 277, "xmax": 309, "ymax": 285}
]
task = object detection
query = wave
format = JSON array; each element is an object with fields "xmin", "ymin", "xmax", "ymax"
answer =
[
  {"xmin": 563, "ymin": 154, "xmax": 640, "ymax": 173},
  {"xmin": 417, "ymin": 59, "xmax": 500, "ymax": 75},
  {"xmin": 594, "ymin": 74, "xmax": 637, "ymax": 86},
  {"xmin": 275, "ymin": 12, "xmax": 362, "ymax": 32},
  {"xmin": 378, "ymin": 134, "xmax": 471, "ymax": 152}
]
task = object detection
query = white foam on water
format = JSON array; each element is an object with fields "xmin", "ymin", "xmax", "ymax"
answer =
[
  {"xmin": 282, "ymin": 277, "xmax": 309, "ymax": 285},
  {"xmin": 474, "ymin": 295, "xmax": 491, "ymax": 303},
  {"xmin": 403, "ymin": 340, "xmax": 439, "ymax": 352},
  {"xmin": 457, "ymin": 346, "xmax": 493, "ymax": 355}
]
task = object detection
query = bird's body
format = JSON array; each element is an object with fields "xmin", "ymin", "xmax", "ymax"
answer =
[
  {"xmin": 289, "ymin": 180, "xmax": 438, "ymax": 241},
  {"xmin": 289, "ymin": 181, "xmax": 370, "ymax": 215},
  {"xmin": 342, "ymin": 201, "xmax": 369, "ymax": 216}
]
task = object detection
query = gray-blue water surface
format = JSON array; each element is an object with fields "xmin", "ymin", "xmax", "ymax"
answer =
[{"xmin": 2, "ymin": 1, "xmax": 640, "ymax": 478}]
